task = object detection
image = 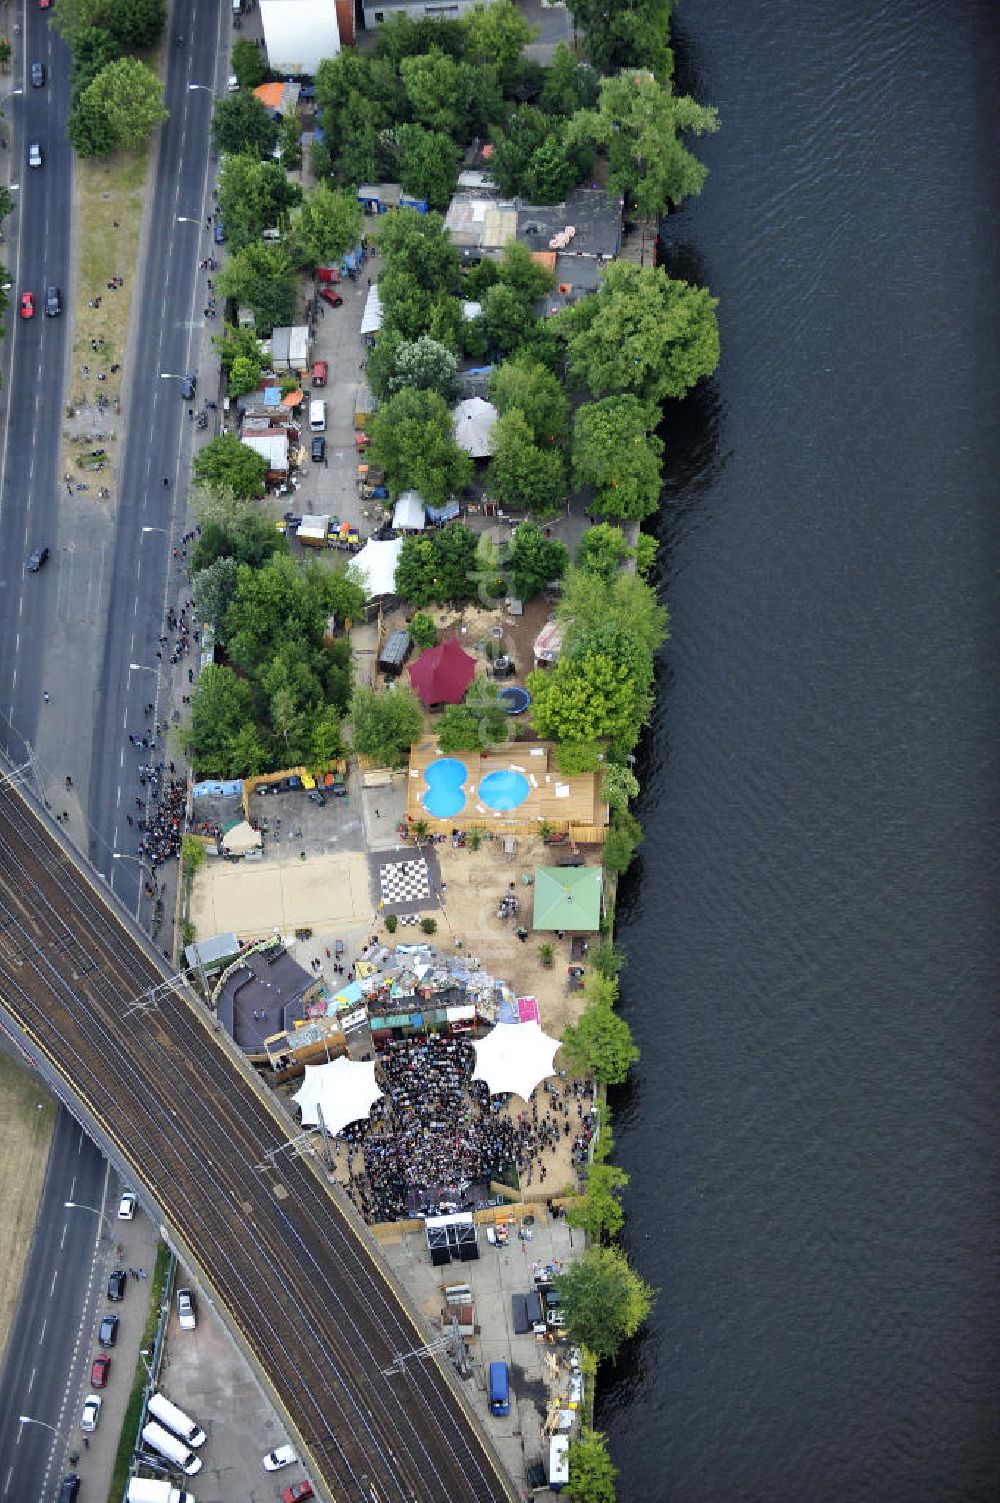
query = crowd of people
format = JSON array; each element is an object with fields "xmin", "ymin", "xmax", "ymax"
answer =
[
  {"xmin": 135, "ymin": 776, "xmax": 188, "ymax": 870},
  {"xmin": 335, "ymin": 1034, "xmax": 597, "ymax": 1225}
]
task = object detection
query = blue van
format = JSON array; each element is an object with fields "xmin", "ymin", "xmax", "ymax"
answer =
[{"xmin": 488, "ymin": 1360, "xmax": 510, "ymax": 1416}]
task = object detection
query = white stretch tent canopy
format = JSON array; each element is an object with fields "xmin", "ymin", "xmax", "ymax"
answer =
[
  {"xmin": 392, "ymin": 491, "xmax": 425, "ymax": 531},
  {"xmin": 292, "ymin": 1058, "xmax": 383, "ymax": 1135},
  {"xmin": 350, "ymin": 536, "xmax": 403, "ymax": 599},
  {"xmin": 472, "ymin": 1020, "xmax": 560, "ymax": 1102},
  {"xmin": 452, "ymin": 397, "xmax": 498, "ymax": 457}
]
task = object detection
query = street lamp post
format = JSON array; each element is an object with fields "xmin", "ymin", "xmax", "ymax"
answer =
[
  {"xmin": 64, "ymin": 1198, "xmax": 118, "ymax": 1229},
  {"xmin": 18, "ymin": 1413, "xmax": 80, "ymax": 1463}
]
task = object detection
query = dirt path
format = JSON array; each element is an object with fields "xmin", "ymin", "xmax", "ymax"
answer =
[{"xmin": 0, "ymin": 1050, "xmax": 56, "ymax": 1364}]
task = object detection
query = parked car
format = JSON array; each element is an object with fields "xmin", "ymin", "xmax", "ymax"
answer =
[
  {"xmin": 180, "ymin": 373, "xmax": 197, "ymax": 399},
  {"xmin": 310, "ymin": 434, "xmax": 325, "ymax": 463},
  {"xmin": 28, "ymin": 142, "xmax": 42, "ymax": 168},
  {"xmin": 213, "ymin": 220, "xmax": 225, "ymax": 244},
  {"xmin": 282, "ymin": 1484, "xmax": 314, "ymax": 1503},
  {"xmin": 20, "ymin": 291, "xmax": 34, "ymax": 319},
  {"xmin": 318, "ymin": 288, "xmax": 342, "ymax": 309},
  {"xmin": 307, "ymin": 789, "xmax": 326, "ymax": 807},
  {"xmin": 262, "ymin": 1444, "xmax": 297, "ymax": 1471},
  {"xmin": 80, "ymin": 1394, "xmax": 102, "ymax": 1433},
  {"xmin": 117, "ymin": 1191, "xmax": 136, "ymax": 1220},
  {"xmin": 107, "ymin": 1268, "xmax": 127, "ymax": 1301},
  {"xmin": 98, "ymin": 1314, "xmax": 119, "ymax": 1347},
  {"xmin": 57, "ymin": 1478, "xmax": 79, "ymax": 1503},
  {"xmin": 30, "ymin": 62, "xmax": 46, "ymax": 87},
  {"xmin": 26, "ymin": 545, "xmax": 49, "ymax": 572},
  {"xmin": 45, "ymin": 285, "xmax": 62, "ymax": 317},
  {"xmin": 310, "ymin": 360, "xmax": 328, "ymax": 387},
  {"xmin": 90, "ymin": 1354, "xmax": 111, "ymax": 1388},
  {"xmin": 176, "ymin": 1287, "xmax": 197, "ymax": 1330}
]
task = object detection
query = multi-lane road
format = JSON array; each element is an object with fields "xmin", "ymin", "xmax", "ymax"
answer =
[{"xmin": 0, "ymin": 774, "xmax": 519, "ymax": 1503}]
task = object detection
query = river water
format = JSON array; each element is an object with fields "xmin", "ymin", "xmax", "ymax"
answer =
[{"xmin": 599, "ymin": 4, "xmax": 1000, "ymax": 1501}]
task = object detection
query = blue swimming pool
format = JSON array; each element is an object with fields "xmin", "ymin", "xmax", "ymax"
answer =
[
  {"xmin": 479, "ymin": 769, "xmax": 530, "ymax": 811},
  {"xmin": 422, "ymin": 757, "xmax": 467, "ymax": 818}
]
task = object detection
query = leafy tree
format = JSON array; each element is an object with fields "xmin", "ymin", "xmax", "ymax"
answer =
[
  {"xmin": 225, "ymin": 555, "xmax": 364, "ymax": 673},
  {"xmin": 557, "ymin": 566, "xmax": 669, "ymax": 654},
  {"xmin": 521, "ymin": 131, "xmax": 582, "ymax": 204},
  {"xmin": 293, "ymin": 184, "xmax": 364, "ymax": 266},
  {"xmin": 434, "ymin": 695, "xmax": 509, "ymax": 754},
  {"xmin": 498, "ymin": 241, "xmax": 554, "ymax": 304},
  {"xmin": 576, "ymin": 523, "xmax": 630, "ymax": 583},
  {"xmin": 573, "ymin": 620, "xmax": 653, "ymax": 698},
  {"xmin": 228, "ymin": 353, "xmax": 262, "ymax": 399},
  {"xmin": 552, "ymin": 740, "xmax": 602, "ymax": 775},
  {"xmin": 600, "ymin": 763, "xmax": 639, "ymax": 816},
  {"xmin": 387, "ymin": 336, "xmax": 458, "ymax": 402},
  {"xmin": 602, "ymin": 808, "xmax": 644, "ymax": 874},
  {"xmin": 482, "ymin": 283, "xmax": 533, "ymax": 358},
  {"xmin": 488, "ymin": 105, "xmax": 549, "ymax": 197},
  {"xmin": 540, "ymin": 44, "xmax": 599, "ymax": 119},
  {"xmin": 80, "ymin": 58, "xmax": 167, "ymax": 150},
  {"xmin": 556, "ymin": 1245, "xmax": 652, "ymax": 1359},
  {"xmin": 192, "ymin": 556, "xmax": 239, "ymax": 642},
  {"xmin": 278, "ymin": 109, "xmax": 303, "ymax": 172},
  {"xmin": 186, "ymin": 665, "xmax": 265, "ymax": 778},
  {"xmin": 634, "ymin": 532, "xmax": 658, "ymax": 579},
  {"xmin": 374, "ymin": 14, "xmax": 466, "ymax": 64},
  {"xmin": 591, "ymin": 937, "xmax": 628, "ymax": 979},
  {"xmin": 211, "ymin": 91, "xmax": 278, "ymax": 158},
  {"xmin": 506, "ymin": 522, "xmax": 568, "ymax": 600},
  {"xmin": 214, "ymin": 321, "xmax": 263, "ymax": 374},
  {"xmin": 0, "ymin": 187, "xmax": 13, "ymax": 225},
  {"xmin": 566, "ymin": 1429, "xmax": 619, "ymax": 1503},
  {"xmin": 565, "ymin": 0, "xmax": 673, "ymax": 75},
  {"xmin": 69, "ymin": 26, "xmax": 120, "ymax": 95},
  {"xmin": 394, "ymin": 526, "xmax": 478, "ymax": 606},
  {"xmin": 408, "ymin": 611, "xmax": 437, "ymax": 650},
  {"xmin": 527, "ymin": 651, "xmax": 647, "ymax": 750},
  {"xmin": 190, "ymin": 512, "xmax": 285, "ymax": 572},
  {"xmin": 377, "ymin": 209, "xmax": 460, "ymax": 295},
  {"xmin": 566, "ymin": 1161, "xmax": 630, "ymax": 1243},
  {"xmin": 396, "ymin": 124, "xmax": 460, "ymax": 211},
  {"xmin": 217, "ymin": 241, "xmax": 298, "ymax": 335},
  {"xmin": 489, "ymin": 411, "xmax": 566, "ymax": 516},
  {"xmin": 368, "ymin": 388, "xmax": 472, "ymax": 506},
  {"xmin": 572, "ymin": 396, "xmax": 664, "ymax": 521},
  {"xmin": 349, "ymin": 685, "xmax": 425, "ymax": 768},
  {"xmin": 311, "ymin": 704, "xmax": 345, "ymax": 765},
  {"xmin": 561, "ymin": 990, "xmax": 639, "ymax": 1088},
  {"xmin": 568, "ymin": 71, "xmax": 719, "ymax": 220},
  {"xmin": 108, "ymin": 0, "xmax": 165, "ymax": 47},
  {"xmin": 230, "ymin": 36, "xmax": 266, "ymax": 90},
  {"xmin": 218, "ymin": 154, "xmax": 301, "ymax": 254},
  {"xmin": 193, "ymin": 434, "xmax": 267, "ymax": 499},
  {"xmin": 400, "ymin": 50, "xmax": 463, "ymax": 136},
  {"xmin": 462, "ymin": 0, "xmax": 535, "ymax": 86},
  {"xmin": 180, "ymin": 834, "xmax": 207, "ymax": 876},
  {"xmin": 489, "ymin": 356, "xmax": 568, "ymax": 447},
  {"xmin": 557, "ymin": 262, "xmax": 720, "ymax": 404}
]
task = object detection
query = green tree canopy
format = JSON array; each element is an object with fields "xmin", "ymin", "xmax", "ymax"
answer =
[
  {"xmin": 396, "ymin": 124, "xmax": 460, "ymax": 211},
  {"xmin": 192, "ymin": 556, "xmax": 239, "ymax": 642},
  {"xmin": 377, "ymin": 208, "xmax": 460, "ymax": 295},
  {"xmin": 566, "ymin": 1160, "xmax": 630, "ymax": 1243},
  {"xmin": 489, "ymin": 356, "xmax": 568, "ymax": 447},
  {"xmin": 565, "ymin": 0, "xmax": 673, "ymax": 74},
  {"xmin": 193, "ymin": 434, "xmax": 267, "ymax": 499},
  {"xmin": 190, "ymin": 511, "xmax": 286, "ymax": 572},
  {"xmin": 556, "ymin": 261, "xmax": 720, "ymax": 404},
  {"xmin": 557, "ymin": 566, "xmax": 669, "ymax": 654},
  {"xmin": 185, "ymin": 665, "xmax": 266, "ymax": 778},
  {"xmin": 540, "ymin": 44, "xmax": 599, "ymax": 118},
  {"xmin": 55, "ymin": 0, "xmax": 164, "ymax": 48},
  {"xmin": 434, "ymin": 691, "xmax": 510, "ymax": 754},
  {"xmin": 561, "ymin": 992, "xmax": 640, "ymax": 1089},
  {"xmin": 217, "ymin": 242, "xmax": 298, "ymax": 335},
  {"xmin": 367, "ymin": 388, "xmax": 473, "ymax": 506},
  {"xmin": 211, "ymin": 91, "xmax": 278, "ymax": 157},
  {"xmin": 228, "ymin": 353, "xmax": 262, "ymax": 399},
  {"xmin": 408, "ymin": 611, "xmax": 438, "ymax": 650},
  {"xmin": 462, "ymin": 0, "xmax": 535, "ymax": 86},
  {"xmin": 225, "ymin": 554, "xmax": 364, "ymax": 673},
  {"xmin": 489, "ymin": 411, "xmax": 566, "ymax": 517},
  {"xmin": 506, "ymin": 522, "xmax": 568, "ymax": 600},
  {"xmin": 572, "ymin": 395, "xmax": 664, "ymax": 520},
  {"xmin": 349, "ymin": 685, "xmax": 425, "ymax": 768},
  {"xmin": 400, "ymin": 50, "xmax": 464, "ymax": 136},
  {"xmin": 568, "ymin": 70, "xmax": 719, "ymax": 219},
  {"xmin": 218, "ymin": 154, "xmax": 302, "ymax": 254},
  {"xmin": 527, "ymin": 650, "xmax": 649, "ymax": 750},
  {"xmin": 69, "ymin": 26, "xmax": 120, "ymax": 94},
  {"xmin": 566, "ymin": 1429, "xmax": 619, "ymax": 1503},
  {"xmin": 293, "ymin": 184, "xmax": 364, "ymax": 266},
  {"xmin": 556, "ymin": 1244, "xmax": 653, "ymax": 1360},
  {"xmin": 386, "ymin": 335, "xmax": 459, "ymax": 402},
  {"xmin": 230, "ymin": 36, "xmax": 266, "ymax": 90},
  {"xmin": 602, "ymin": 807, "xmax": 644, "ymax": 873},
  {"xmin": 575, "ymin": 523, "xmax": 631, "ymax": 583},
  {"xmin": 79, "ymin": 58, "xmax": 167, "ymax": 151},
  {"xmin": 395, "ymin": 524, "xmax": 480, "ymax": 606}
]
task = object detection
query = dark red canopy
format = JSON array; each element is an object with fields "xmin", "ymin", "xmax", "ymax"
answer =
[{"xmin": 408, "ymin": 637, "xmax": 477, "ymax": 705}]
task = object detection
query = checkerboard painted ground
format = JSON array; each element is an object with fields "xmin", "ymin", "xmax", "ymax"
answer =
[{"xmin": 378, "ymin": 857, "xmax": 432, "ymax": 906}]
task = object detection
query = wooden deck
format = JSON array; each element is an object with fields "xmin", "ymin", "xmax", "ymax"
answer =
[{"xmin": 406, "ymin": 737, "xmax": 609, "ymax": 841}]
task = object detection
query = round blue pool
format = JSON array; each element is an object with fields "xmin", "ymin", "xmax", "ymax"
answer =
[
  {"xmin": 479, "ymin": 769, "xmax": 530, "ymax": 811},
  {"xmin": 422, "ymin": 757, "xmax": 467, "ymax": 818}
]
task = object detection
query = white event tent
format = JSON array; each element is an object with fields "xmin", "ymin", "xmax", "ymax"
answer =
[
  {"xmin": 472, "ymin": 1020, "xmax": 561, "ymax": 1103},
  {"xmin": 292, "ymin": 1057, "xmax": 383, "ymax": 1136}
]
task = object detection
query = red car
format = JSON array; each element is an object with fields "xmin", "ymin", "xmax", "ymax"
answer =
[
  {"xmin": 318, "ymin": 288, "xmax": 342, "ymax": 309},
  {"xmin": 281, "ymin": 1485, "xmax": 314, "ymax": 1503},
  {"xmin": 90, "ymin": 1354, "xmax": 110, "ymax": 1389},
  {"xmin": 20, "ymin": 292, "xmax": 34, "ymax": 319}
]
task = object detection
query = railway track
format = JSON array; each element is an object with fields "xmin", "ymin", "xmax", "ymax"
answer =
[{"xmin": 0, "ymin": 775, "xmax": 518, "ymax": 1503}]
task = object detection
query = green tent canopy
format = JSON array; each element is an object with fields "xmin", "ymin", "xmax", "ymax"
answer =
[{"xmin": 532, "ymin": 866, "xmax": 603, "ymax": 932}]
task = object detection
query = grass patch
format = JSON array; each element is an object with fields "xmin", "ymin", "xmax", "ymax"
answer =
[
  {"xmin": 106, "ymin": 1240, "xmax": 172, "ymax": 1503},
  {"xmin": 63, "ymin": 147, "xmax": 149, "ymax": 488},
  {"xmin": 0, "ymin": 1050, "xmax": 56, "ymax": 1366}
]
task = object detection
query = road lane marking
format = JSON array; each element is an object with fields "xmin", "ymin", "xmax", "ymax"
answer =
[
  {"xmin": 49, "ymin": 1269, "xmax": 57, "ymax": 1295},
  {"xmin": 27, "ymin": 1364, "xmax": 35, "ymax": 1394}
]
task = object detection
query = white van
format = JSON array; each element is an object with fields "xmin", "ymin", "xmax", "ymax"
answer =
[
  {"xmin": 147, "ymin": 1392, "xmax": 206, "ymax": 1447},
  {"xmin": 141, "ymin": 1422, "xmax": 202, "ymax": 1477},
  {"xmin": 309, "ymin": 399, "xmax": 326, "ymax": 433},
  {"xmin": 126, "ymin": 1479, "xmax": 195, "ymax": 1503}
]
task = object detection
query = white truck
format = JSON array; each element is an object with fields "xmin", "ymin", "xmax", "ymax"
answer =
[
  {"xmin": 147, "ymin": 1392, "xmax": 207, "ymax": 1448},
  {"xmin": 140, "ymin": 1422, "xmax": 203, "ymax": 1476},
  {"xmin": 127, "ymin": 1479, "xmax": 196, "ymax": 1503}
]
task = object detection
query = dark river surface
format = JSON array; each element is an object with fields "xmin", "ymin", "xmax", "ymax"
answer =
[{"xmin": 598, "ymin": 4, "xmax": 1000, "ymax": 1501}]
